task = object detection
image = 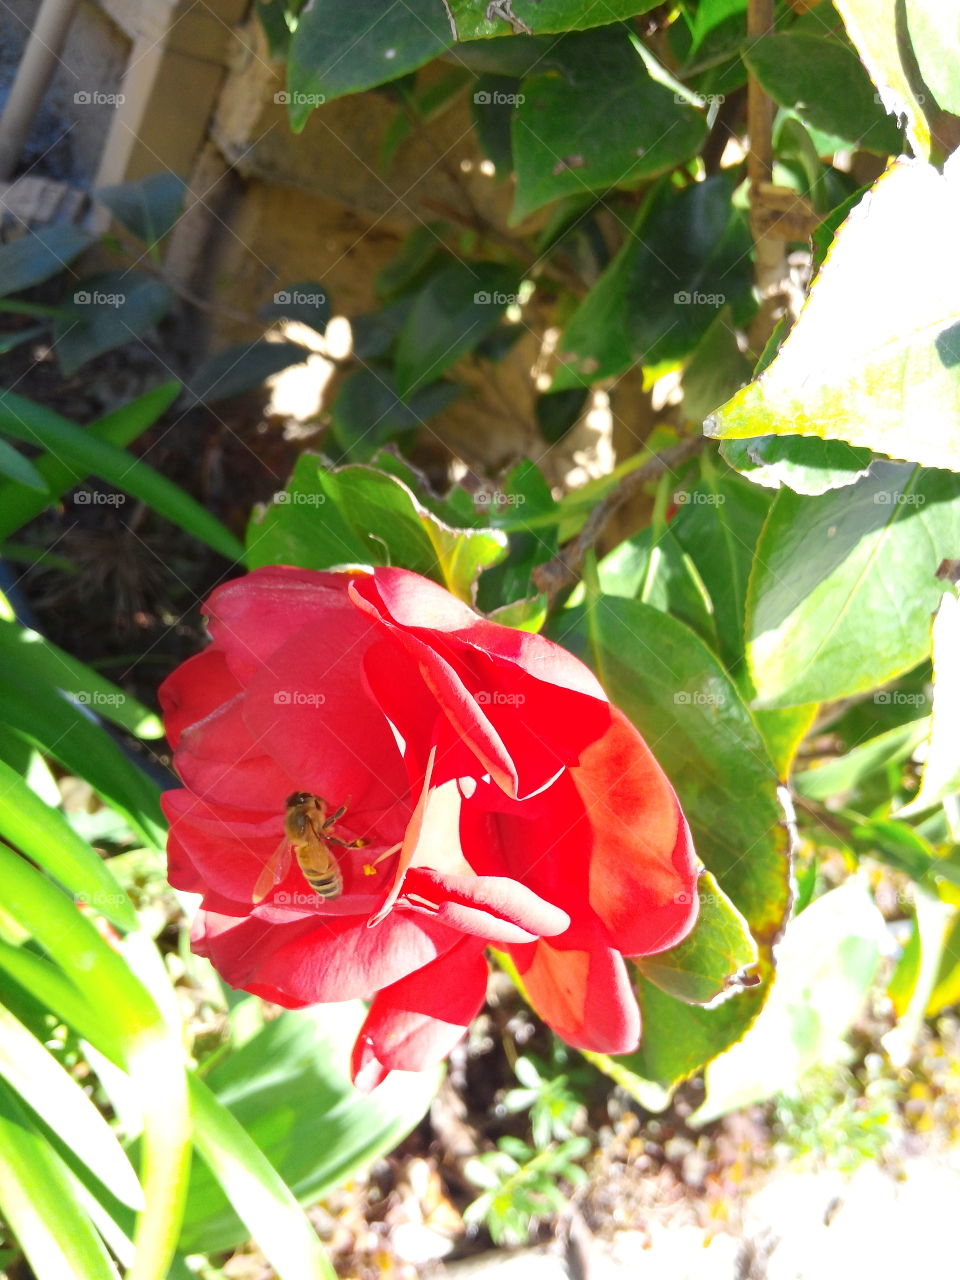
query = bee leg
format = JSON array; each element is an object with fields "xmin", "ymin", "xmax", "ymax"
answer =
[
  {"xmin": 326, "ymin": 835, "xmax": 368, "ymax": 849},
  {"xmin": 323, "ymin": 803, "xmax": 348, "ymax": 830}
]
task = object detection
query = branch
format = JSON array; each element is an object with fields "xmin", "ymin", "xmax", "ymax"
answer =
[{"xmin": 531, "ymin": 435, "xmax": 707, "ymax": 600}]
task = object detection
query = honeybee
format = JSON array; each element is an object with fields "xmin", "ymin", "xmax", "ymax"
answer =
[{"xmin": 252, "ymin": 792, "xmax": 366, "ymax": 904}]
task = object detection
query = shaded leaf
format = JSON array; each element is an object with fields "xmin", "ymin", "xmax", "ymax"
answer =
[
  {"xmin": 0, "ymin": 226, "xmax": 94, "ymax": 296},
  {"xmin": 96, "ymin": 174, "xmax": 186, "ymax": 245}
]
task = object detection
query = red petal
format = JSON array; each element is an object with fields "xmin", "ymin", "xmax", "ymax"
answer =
[
  {"xmin": 351, "ymin": 938, "xmax": 489, "ymax": 1086},
  {"xmin": 204, "ymin": 567, "xmax": 360, "ymax": 682},
  {"xmin": 511, "ymin": 924, "xmax": 640, "ymax": 1054},
  {"xmin": 159, "ymin": 649, "xmax": 241, "ymax": 750},
  {"xmin": 191, "ymin": 906, "xmax": 464, "ymax": 1005},
  {"xmin": 174, "ymin": 693, "xmax": 296, "ymax": 810}
]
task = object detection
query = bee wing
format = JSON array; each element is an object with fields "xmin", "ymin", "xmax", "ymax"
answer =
[{"xmin": 252, "ymin": 838, "xmax": 293, "ymax": 904}]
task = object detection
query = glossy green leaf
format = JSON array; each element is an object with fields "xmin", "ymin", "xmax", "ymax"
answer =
[
  {"xmin": 54, "ymin": 273, "xmax": 174, "ymax": 375},
  {"xmin": 180, "ymin": 1005, "xmax": 439, "ymax": 1253},
  {"xmin": 554, "ymin": 176, "xmax": 752, "ymax": 386},
  {"xmin": 189, "ymin": 1075, "xmax": 335, "ymax": 1280},
  {"xmin": 691, "ymin": 880, "xmax": 887, "ymax": 1123},
  {"xmin": 95, "ymin": 174, "xmax": 186, "ymax": 245},
  {"xmin": 0, "ymin": 437, "xmax": 46, "ymax": 490},
  {"xmin": 636, "ymin": 871, "xmax": 758, "ymax": 1004},
  {"xmin": 0, "ymin": 389, "xmax": 243, "ymax": 561},
  {"xmin": 669, "ymin": 463, "xmax": 773, "ymax": 675},
  {"xmin": 744, "ymin": 33, "xmax": 901, "ymax": 155},
  {"xmin": 753, "ymin": 703, "xmax": 819, "ymax": 780},
  {"xmin": 720, "ymin": 434, "xmax": 875, "ymax": 496},
  {"xmin": 905, "ymin": 0, "xmax": 960, "ymax": 116},
  {"xmin": 834, "ymin": 0, "xmax": 931, "ymax": 158},
  {"xmin": 287, "ymin": 0, "xmax": 450, "ymax": 123},
  {"xmin": 795, "ymin": 716, "xmax": 930, "ymax": 803},
  {"xmin": 899, "ymin": 592, "xmax": 960, "ymax": 815},
  {"xmin": 247, "ymin": 457, "xmax": 507, "ymax": 601},
  {"xmin": 0, "ymin": 758, "xmax": 137, "ymax": 931},
  {"xmin": 746, "ymin": 463, "xmax": 960, "ymax": 708},
  {"xmin": 0, "ymin": 1005, "xmax": 142, "ymax": 1210},
  {"xmin": 449, "ymin": 0, "xmax": 661, "ymax": 39},
  {"xmin": 394, "ymin": 261, "xmax": 519, "ymax": 395},
  {"xmin": 0, "ymin": 1075, "xmax": 119, "ymax": 1280},
  {"xmin": 0, "ymin": 226, "xmax": 95, "ymax": 296},
  {"xmin": 0, "ymin": 618, "xmax": 162, "ymax": 738},
  {"xmin": 706, "ymin": 159, "xmax": 960, "ymax": 472},
  {"xmin": 329, "ymin": 367, "xmax": 460, "ymax": 459},
  {"xmin": 0, "ymin": 671, "xmax": 165, "ymax": 850},
  {"xmin": 0, "ymin": 382, "xmax": 180, "ymax": 542},
  {"xmin": 511, "ymin": 30, "xmax": 707, "ymax": 221}
]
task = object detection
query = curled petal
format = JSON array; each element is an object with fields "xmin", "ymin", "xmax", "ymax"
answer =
[
  {"xmin": 351, "ymin": 939, "xmax": 489, "ymax": 1089},
  {"xmin": 402, "ymin": 867, "xmax": 569, "ymax": 944},
  {"xmin": 511, "ymin": 922, "xmax": 640, "ymax": 1054}
]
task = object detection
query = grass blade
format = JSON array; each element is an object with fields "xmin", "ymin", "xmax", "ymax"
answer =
[{"xmin": 0, "ymin": 388, "xmax": 242, "ymax": 559}]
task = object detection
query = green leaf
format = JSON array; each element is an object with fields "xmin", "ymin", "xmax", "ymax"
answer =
[
  {"xmin": 394, "ymin": 261, "xmax": 519, "ymax": 396},
  {"xmin": 691, "ymin": 880, "xmax": 888, "ymax": 1123},
  {"xmin": 794, "ymin": 716, "xmax": 930, "ymax": 803},
  {"xmin": 636, "ymin": 871, "xmax": 759, "ymax": 1004},
  {"xmin": 0, "ymin": 226, "xmax": 95, "ymax": 295},
  {"xmin": 287, "ymin": 0, "xmax": 451, "ymax": 123},
  {"xmin": 0, "ymin": 1076, "xmax": 119, "ymax": 1280},
  {"xmin": 247, "ymin": 457, "xmax": 507, "ymax": 601},
  {"xmin": 188, "ymin": 340, "xmax": 311, "ymax": 406},
  {"xmin": 95, "ymin": 174, "xmax": 186, "ymax": 245},
  {"xmin": 745, "ymin": 463, "xmax": 960, "ymax": 708},
  {"xmin": 0, "ymin": 437, "xmax": 46, "ymax": 490},
  {"xmin": 0, "ymin": 382, "xmax": 180, "ymax": 543},
  {"xmin": 449, "ymin": 0, "xmax": 663, "ymax": 39},
  {"xmin": 179, "ymin": 1006, "xmax": 439, "ymax": 1253},
  {"xmin": 0, "ymin": 617, "xmax": 163, "ymax": 738},
  {"xmin": 0, "ymin": 671, "xmax": 165, "ymax": 851},
  {"xmin": 188, "ymin": 1075, "xmax": 335, "ymax": 1280},
  {"xmin": 0, "ymin": 1004, "xmax": 143, "ymax": 1210},
  {"xmin": 510, "ymin": 29, "xmax": 707, "ymax": 221},
  {"xmin": 706, "ymin": 159, "xmax": 960, "ymax": 472},
  {"xmin": 0, "ymin": 389, "xmax": 243, "ymax": 561},
  {"xmin": 669, "ymin": 463, "xmax": 773, "ymax": 674},
  {"xmin": 329, "ymin": 368, "xmax": 460, "ymax": 460},
  {"xmin": 682, "ymin": 308, "xmax": 752, "ymax": 426},
  {"xmin": 834, "ymin": 0, "xmax": 931, "ymax": 159},
  {"xmin": 0, "ymin": 758, "xmax": 137, "ymax": 932},
  {"xmin": 55, "ymin": 273, "xmax": 174, "ymax": 375},
  {"xmin": 553, "ymin": 176, "xmax": 752, "ymax": 387},
  {"xmin": 744, "ymin": 33, "xmax": 901, "ymax": 155},
  {"xmin": 719, "ymin": 435, "xmax": 875, "ymax": 496},
  {"xmin": 898, "ymin": 591, "xmax": 960, "ymax": 815},
  {"xmin": 905, "ymin": 0, "xmax": 960, "ymax": 116}
]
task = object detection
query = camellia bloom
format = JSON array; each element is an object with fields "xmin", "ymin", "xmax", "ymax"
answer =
[{"xmin": 160, "ymin": 566, "xmax": 698, "ymax": 1089}]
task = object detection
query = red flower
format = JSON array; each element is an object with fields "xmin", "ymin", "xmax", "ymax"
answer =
[{"xmin": 160, "ymin": 566, "xmax": 697, "ymax": 1088}]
